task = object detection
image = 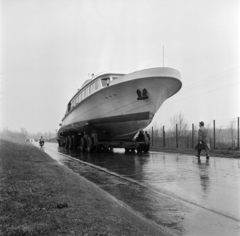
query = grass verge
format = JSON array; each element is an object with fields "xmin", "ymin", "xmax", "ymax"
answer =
[{"xmin": 0, "ymin": 139, "xmax": 165, "ymax": 236}]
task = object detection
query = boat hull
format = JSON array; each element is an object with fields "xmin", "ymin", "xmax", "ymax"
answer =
[{"xmin": 60, "ymin": 67, "xmax": 181, "ymax": 139}]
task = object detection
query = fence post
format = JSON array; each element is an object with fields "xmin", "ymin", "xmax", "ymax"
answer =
[
  {"xmin": 176, "ymin": 124, "xmax": 178, "ymax": 148},
  {"xmin": 152, "ymin": 127, "xmax": 153, "ymax": 147},
  {"xmin": 192, "ymin": 124, "xmax": 194, "ymax": 149},
  {"xmin": 163, "ymin": 126, "xmax": 165, "ymax": 147},
  {"xmin": 213, "ymin": 120, "xmax": 215, "ymax": 150},
  {"xmin": 238, "ymin": 117, "xmax": 239, "ymax": 150}
]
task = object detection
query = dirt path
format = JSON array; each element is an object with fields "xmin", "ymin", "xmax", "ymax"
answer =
[{"xmin": 0, "ymin": 139, "xmax": 168, "ymax": 236}]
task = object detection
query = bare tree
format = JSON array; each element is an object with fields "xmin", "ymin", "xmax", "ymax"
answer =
[
  {"xmin": 228, "ymin": 119, "xmax": 236, "ymax": 148},
  {"xmin": 170, "ymin": 112, "xmax": 189, "ymax": 142}
]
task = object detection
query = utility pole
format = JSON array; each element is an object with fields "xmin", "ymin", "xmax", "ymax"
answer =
[
  {"xmin": 152, "ymin": 127, "xmax": 153, "ymax": 147},
  {"xmin": 192, "ymin": 124, "xmax": 194, "ymax": 149},
  {"xmin": 163, "ymin": 126, "xmax": 165, "ymax": 147},
  {"xmin": 176, "ymin": 124, "xmax": 178, "ymax": 148},
  {"xmin": 213, "ymin": 120, "xmax": 215, "ymax": 150},
  {"xmin": 238, "ymin": 117, "xmax": 239, "ymax": 150}
]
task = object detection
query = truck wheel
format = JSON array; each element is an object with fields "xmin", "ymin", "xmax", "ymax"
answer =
[
  {"xmin": 137, "ymin": 144, "xmax": 143, "ymax": 153},
  {"xmin": 71, "ymin": 135, "xmax": 76, "ymax": 149},
  {"xmin": 87, "ymin": 137, "xmax": 93, "ymax": 153},
  {"xmin": 65, "ymin": 137, "xmax": 69, "ymax": 149},
  {"xmin": 80, "ymin": 138, "xmax": 86, "ymax": 152},
  {"xmin": 144, "ymin": 144, "xmax": 150, "ymax": 153},
  {"xmin": 68, "ymin": 136, "xmax": 73, "ymax": 150}
]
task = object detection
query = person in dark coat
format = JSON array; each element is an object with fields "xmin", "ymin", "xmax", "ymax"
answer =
[
  {"xmin": 195, "ymin": 121, "xmax": 210, "ymax": 159},
  {"xmin": 137, "ymin": 130, "xmax": 145, "ymax": 142}
]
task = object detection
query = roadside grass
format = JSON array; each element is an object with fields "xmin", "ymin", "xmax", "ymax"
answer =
[
  {"xmin": 0, "ymin": 139, "xmax": 165, "ymax": 236},
  {"xmin": 0, "ymin": 140, "xmax": 62, "ymax": 235}
]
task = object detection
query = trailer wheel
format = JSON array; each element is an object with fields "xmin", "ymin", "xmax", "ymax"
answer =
[
  {"xmin": 65, "ymin": 137, "xmax": 69, "ymax": 149},
  {"xmin": 68, "ymin": 136, "xmax": 73, "ymax": 150},
  {"xmin": 144, "ymin": 144, "xmax": 150, "ymax": 153},
  {"xmin": 72, "ymin": 135, "xmax": 77, "ymax": 149},
  {"xmin": 137, "ymin": 144, "xmax": 144, "ymax": 153},
  {"xmin": 80, "ymin": 138, "xmax": 86, "ymax": 152},
  {"xmin": 87, "ymin": 137, "xmax": 94, "ymax": 153}
]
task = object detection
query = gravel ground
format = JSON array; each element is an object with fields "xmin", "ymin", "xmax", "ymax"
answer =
[{"xmin": 0, "ymin": 139, "xmax": 169, "ymax": 236}]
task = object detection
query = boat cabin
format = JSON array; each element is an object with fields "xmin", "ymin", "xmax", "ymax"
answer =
[{"xmin": 65, "ymin": 73, "xmax": 124, "ymax": 114}]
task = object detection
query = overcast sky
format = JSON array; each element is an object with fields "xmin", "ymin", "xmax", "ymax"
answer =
[{"xmin": 1, "ymin": 0, "xmax": 239, "ymax": 134}]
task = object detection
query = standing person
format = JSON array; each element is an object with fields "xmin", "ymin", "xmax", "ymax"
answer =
[
  {"xmin": 132, "ymin": 129, "xmax": 145, "ymax": 142},
  {"xmin": 195, "ymin": 121, "xmax": 210, "ymax": 159}
]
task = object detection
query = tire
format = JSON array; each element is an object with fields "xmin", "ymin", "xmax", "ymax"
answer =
[
  {"xmin": 144, "ymin": 144, "xmax": 150, "ymax": 153},
  {"xmin": 65, "ymin": 137, "xmax": 69, "ymax": 149},
  {"xmin": 87, "ymin": 137, "xmax": 94, "ymax": 153},
  {"xmin": 137, "ymin": 144, "xmax": 144, "ymax": 153},
  {"xmin": 80, "ymin": 138, "xmax": 86, "ymax": 152},
  {"xmin": 68, "ymin": 136, "xmax": 73, "ymax": 150},
  {"xmin": 71, "ymin": 135, "xmax": 77, "ymax": 150}
]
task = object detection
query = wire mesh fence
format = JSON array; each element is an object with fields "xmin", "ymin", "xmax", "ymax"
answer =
[{"xmin": 148, "ymin": 117, "xmax": 240, "ymax": 150}]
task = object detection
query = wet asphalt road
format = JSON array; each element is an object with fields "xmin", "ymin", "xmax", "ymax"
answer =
[{"xmin": 39, "ymin": 142, "xmax": 240, "ymax": 236}]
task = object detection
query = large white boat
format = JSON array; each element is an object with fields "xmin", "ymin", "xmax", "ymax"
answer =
[{"xmin": 58, "ymin": 67, "xmax": 182, "ymax": 152}]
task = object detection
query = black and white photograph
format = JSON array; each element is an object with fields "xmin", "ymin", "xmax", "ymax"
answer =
[{"xmin": 1, "ymin": 0, "xmax": 239, "ymax": 235}]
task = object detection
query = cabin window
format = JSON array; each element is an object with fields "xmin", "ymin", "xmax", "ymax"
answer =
[
  {"xmin": 90, "ymin": 84, "xmax": 94, "ymax": 94},
  {"xmin": 79, "ymin": 93, "xmax": 81, "ymax": 102},
  {"xmin": 86, "ymin": 87, "xmax": 89, "ymax": 97},
  {"xmin": 89, "ymin": 84, "xmax": 92, "ymax": 94},
  {"xmin": 101, "ymin": 77, "xmax": 110, "ymax": 87},
  {"xmin": 95, "ymin": 79, "xmax": 101, "ymax": 90}
]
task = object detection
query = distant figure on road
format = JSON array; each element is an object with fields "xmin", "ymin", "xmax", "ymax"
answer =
[
  {"xmin": 39, "ymin": 136, "xmax": 44, "ymax": 142},
  {"xmin": 195, "ymin": 121, "xmax": 210, "ymax": 159},
  {"xmin": 39, "ymin": 136, "xmax": 44, "ymax": 146}
]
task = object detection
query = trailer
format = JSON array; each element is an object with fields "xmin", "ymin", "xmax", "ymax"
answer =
[{"xmin": 57, "ymin": 130, "xmax": 150, "ymax": 153}]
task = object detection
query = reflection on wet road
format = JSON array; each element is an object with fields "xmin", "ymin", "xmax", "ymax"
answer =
[{"xmin": 42, "ymin": 143, "xmax": 240, "ymax": 236}]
